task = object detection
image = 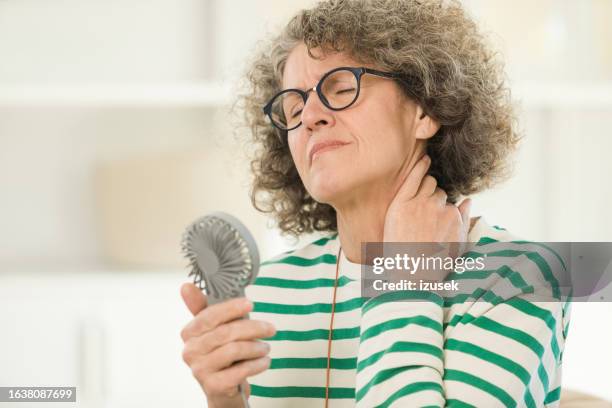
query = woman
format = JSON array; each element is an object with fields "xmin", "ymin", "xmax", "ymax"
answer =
[{"xmin": 180, "ymin": 0, "xmax": 570, "ymax": 407}]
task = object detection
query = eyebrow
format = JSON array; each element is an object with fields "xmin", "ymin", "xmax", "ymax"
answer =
[
  {"xmin": 282, "ymin": 81, "xmax": 312, "ymax": 92},
  {"xmin": 282, "ymin": 71, "xmax": 327, "ymax": 92}
]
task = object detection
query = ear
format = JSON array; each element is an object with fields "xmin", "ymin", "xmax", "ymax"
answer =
[{"xmin": 414, "ymin": 105, "xmax": 440, "ymax": 140}]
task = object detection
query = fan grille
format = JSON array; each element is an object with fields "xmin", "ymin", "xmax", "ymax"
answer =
[{"xmin": 181, "ymin": 214, "xmax": 255, "ymax": 301}]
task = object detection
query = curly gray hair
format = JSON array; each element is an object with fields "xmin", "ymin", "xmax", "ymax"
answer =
[{"xmin": 238, "ymin": 0, "xmax": 520, "ymax": 237}]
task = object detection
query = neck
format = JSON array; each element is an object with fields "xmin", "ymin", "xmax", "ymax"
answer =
[
  {"xmin": 334, "ymin": 147, "xmax": 426, "ymax": 264},
  {"xmin": 335, "ymin": 189, "xmax": 389, "ymax": 264}
]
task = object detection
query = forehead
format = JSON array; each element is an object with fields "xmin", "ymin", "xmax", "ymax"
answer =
[{"xmin": 282, "ymin": 42, "xmax": 361, "ymax": 89}]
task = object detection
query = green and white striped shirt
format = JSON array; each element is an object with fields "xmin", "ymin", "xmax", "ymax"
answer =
[{"xmin": 245, "ymin": 217, "xmax": 571, "ymax": 407}]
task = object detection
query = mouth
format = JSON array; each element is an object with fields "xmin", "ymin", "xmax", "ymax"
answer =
[{"xmin": 309, "ymin": 141, "xmax": 350, "ymax": 164}]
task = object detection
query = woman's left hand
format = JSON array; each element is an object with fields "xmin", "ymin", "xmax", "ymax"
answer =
[{"xmin": 383, "ymin": 154, "xmax": 472, "ymax": 244}]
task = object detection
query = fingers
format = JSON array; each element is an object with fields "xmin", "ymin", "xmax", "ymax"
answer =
[
  {"xmin": 183, "ymin": 338, "xmax": 270, "ymax": 375},
  {"xmin": 210, "ymin": 356, "xmax": 271, "ymax": 396},
  {"xmin": 383, "ymin": 150, "xmax": 475, "ymax": 245},
  {"xmin": 417, "ymin": 176, "xmax": 439, "ymax": 198},
  {"xmin": 180, "ymin": 292, "xmax": 273, "ymax": 404},
  {"xmin": 396, "ymin": 154, "xmax": 431, "ymax": 201},
  {"xmin": 458, "ymin": 198, "xmax": 472, "ymax": 227},
  {"xmin": 206, "ymin": 341, "xmax": 271, "ymax": 372},
  {"xmin": 184, "ymin": 318, "xmax": 276, "ymax": 357},
  {"xmin": 181, "ymin": 282, "xmax": 207, "ymax": 316},
  {"xmin": 432, "ymin": 187, "xmax": 447, "ymax": 203},
  {"xmin": 223, "ymin": 355, "xmax": 271, "ymax": 383},
  {"xmin": 181, "ymin": 297, "xmax": 253, "ymax": 342}
]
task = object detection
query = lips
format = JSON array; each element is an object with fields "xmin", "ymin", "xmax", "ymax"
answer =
[{"xmin": 309, "ymin": 140, "xmax": 350, "ymax": 163}]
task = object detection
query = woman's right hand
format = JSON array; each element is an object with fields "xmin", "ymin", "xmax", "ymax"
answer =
[{"xmin": 180, "ymin": 283, "xmax": 276, "ymax": 408}]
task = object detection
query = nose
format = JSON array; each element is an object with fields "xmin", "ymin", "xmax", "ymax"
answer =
[{"xmin": 301, "ymin": 87, "xmax": 335, "ymax": 132}]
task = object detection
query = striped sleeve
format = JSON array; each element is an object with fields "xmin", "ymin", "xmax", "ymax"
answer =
[{"xmin": 355, "ymin": 242, "xmax": 570, "ymax": 407}]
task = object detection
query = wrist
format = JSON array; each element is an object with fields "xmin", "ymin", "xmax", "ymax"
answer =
[{"xmin": 207, "ymin": 394, "xmax": 247, "ymax": 408}]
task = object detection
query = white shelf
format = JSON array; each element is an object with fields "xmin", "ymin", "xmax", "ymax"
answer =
[
  {"xmin": 512, "ymin": 81, "xmax": 612, "ymax": 109},
  {"xmin": 0, "ymin": 80, "xmax": 610, "ymax": 109},
  {"xmin": 0, "ymin": 82, "xmax": 233, "ymax": 107}
]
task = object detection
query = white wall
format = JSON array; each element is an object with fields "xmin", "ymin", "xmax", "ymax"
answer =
[{"xmin": 0, "ymin": 0, "xmax": 209, "ymax": 83}]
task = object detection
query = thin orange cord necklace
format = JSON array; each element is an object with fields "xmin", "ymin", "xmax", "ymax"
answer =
[{"xmin": 324, "ymin": 245, "xmax": 342, "ymax": 408}]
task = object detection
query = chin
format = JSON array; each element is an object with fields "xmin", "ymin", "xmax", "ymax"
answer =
[{"xmin": 307, "ymin": 174, "xmax": 350, "ymax": 205}]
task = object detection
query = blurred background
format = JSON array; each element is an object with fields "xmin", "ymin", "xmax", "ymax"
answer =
[{"xmin": 0, "ymin": 0, "xmax": 610, "ymax": 406}]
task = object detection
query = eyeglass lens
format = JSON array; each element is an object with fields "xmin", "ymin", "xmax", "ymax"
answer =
[{"xmin": 269, "ymin": 69, "xmax": 359, "ymax": 130}]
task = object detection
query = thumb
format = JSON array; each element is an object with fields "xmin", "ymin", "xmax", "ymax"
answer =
[
  {"xmin": 457, "ymin": 198, "xmax": 472, "ymax": 227},
  {"xmin": 180, "ymin": 282, "xmax": 207, "ymax": 316}
]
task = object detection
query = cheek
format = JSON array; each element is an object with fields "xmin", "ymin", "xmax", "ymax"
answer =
[
  {"xmin": 345, "ymin": 112, "xmax": 411, "ymax": 162},
  {"xmin": 287, "ymin": 132, "xmax": 308, "ymax": 174}
]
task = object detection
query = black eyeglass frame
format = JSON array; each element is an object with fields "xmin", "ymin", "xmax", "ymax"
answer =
[{"xmin": 262, "ymin": 66, "xmax": 407, "ymax": 133}]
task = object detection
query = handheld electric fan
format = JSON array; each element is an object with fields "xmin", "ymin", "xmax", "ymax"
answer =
[
  {"xmin": 181, "ymin": 211, "xmax": 260, "ymax": 407},
  {"xmin": 181, "ymin": 212, "xmax": 260, "ymax": 303}
]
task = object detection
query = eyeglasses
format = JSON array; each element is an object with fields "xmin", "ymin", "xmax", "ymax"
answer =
[{"xmin": 262, "ymin": 66, "xmax": 404, "ymax": 134}]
